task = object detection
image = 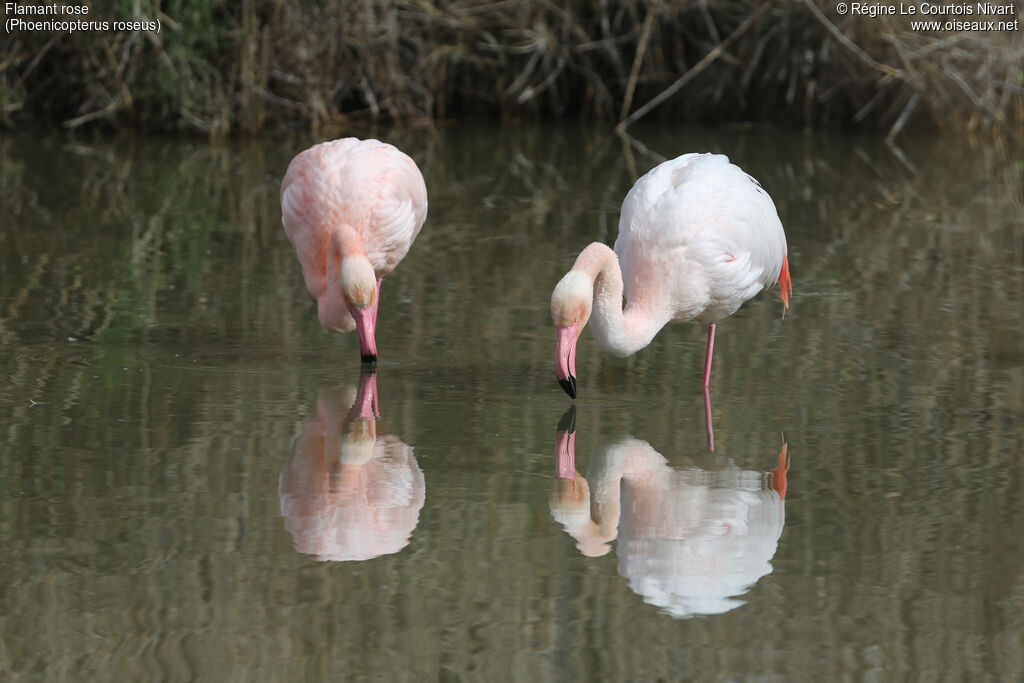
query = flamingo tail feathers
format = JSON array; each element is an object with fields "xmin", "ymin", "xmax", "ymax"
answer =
[{"xmin": 778, "ymin": 254, "xmax": 792, "ymax": 315}]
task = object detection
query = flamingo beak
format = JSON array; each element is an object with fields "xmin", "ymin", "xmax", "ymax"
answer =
[
  {"xmin": 350, "ymin": 368, "xmax": 379, "ymax": 420},
  {"xmin": 555, "ymin": 406, "xmax": 577, "ymax": 479},
  {"xmin": 350, "ymin": 306, "xmax": 377, "ymax": 366},
  {"xmin": 556, "ymin": 322, "xmax": 579, "ymax": 398}
]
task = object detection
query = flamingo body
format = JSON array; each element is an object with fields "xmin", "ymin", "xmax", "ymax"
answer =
[
  {"xmin": 552, "ymin": 153, "xmax": 791, "ymax": 396},
  {"xmin": 617, "ymin": 153, "xmax": 789, "ymax": 325},
  {"xmin": 281, "ymin": 138, "xmax": 427, "ymax": 361}
]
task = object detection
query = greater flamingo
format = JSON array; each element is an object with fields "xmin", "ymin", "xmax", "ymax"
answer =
[
  {"xmin": 551, "ymin": 153, "xmax": 791, "ymax": 397},
  {"xmin": 281, "ymin": 138, "xmax": 427, "ymax": 364}
]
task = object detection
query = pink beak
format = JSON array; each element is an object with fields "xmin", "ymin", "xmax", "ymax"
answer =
[
  {"xmin": 556, "ymin": 322, "xmax": 579, "ymax": 398},
  {"xmin": 350, "ymin": 306, "xmax": 377, "ymax": 365},
  {"xmin": 555, "ymin": 406, "xmax": 577, "ymax": 479},
  {"xmin": 351, "ymin": 370, "xmax": 379, "ymax": 420}
]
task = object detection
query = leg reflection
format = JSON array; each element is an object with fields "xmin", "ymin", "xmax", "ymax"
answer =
[{"xmin": 704, "ymin": 385, "xmax": 715, "ymax": 452}]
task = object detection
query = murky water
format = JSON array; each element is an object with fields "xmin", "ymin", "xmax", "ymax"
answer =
[{"xmin": 1, "ymin": 123, "xmax": 1022, "ymax": 680}]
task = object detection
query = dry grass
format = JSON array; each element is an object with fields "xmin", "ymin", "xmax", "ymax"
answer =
[{"xmin": 0, "ymin": 0, "xmax": 1021, "ymax": 138}]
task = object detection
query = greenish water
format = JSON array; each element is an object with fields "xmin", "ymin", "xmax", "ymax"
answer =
[{"xmin": 1, "ymin": 124, "xmax": 1022, "ymax": 680}]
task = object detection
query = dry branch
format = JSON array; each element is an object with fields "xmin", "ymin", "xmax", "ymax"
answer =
[
  {"xmin": 0, "ymin": 0, "xmax": 1019, "ymax": 137},
  {"xmin": 617, "ymin": 3, "xmax": 770, "ymax": 131}
]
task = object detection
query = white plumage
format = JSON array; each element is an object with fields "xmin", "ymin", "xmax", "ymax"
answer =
[
  {"xmin": 552, "ymin": 152, "xmax": 792, "ymax": 394},
  {"xmin": 617, "ymin": 153, "xmax": 788, "ymax": 324}
]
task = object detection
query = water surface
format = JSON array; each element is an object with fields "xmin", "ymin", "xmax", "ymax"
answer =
[{"xmin": 1, "ymin": 123, "xmax": 1022, "ymax": 680}]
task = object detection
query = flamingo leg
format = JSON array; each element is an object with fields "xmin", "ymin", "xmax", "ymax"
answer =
[
  {"xmin": 703, "ymin": 385, "xmax": 715, "ymax": 452},
  {"xmin": 702, "ymin": 323, "xmax": 716, "ymax": 388}
]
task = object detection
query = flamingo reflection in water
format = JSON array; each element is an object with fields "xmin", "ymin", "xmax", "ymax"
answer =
[
  {"xmin": 279, "ymin": 373, "xmax": 425, "ymax": 562},
  {"xmin": 550, "ymin": 407, "xmax": 789, "ymax": 618}
]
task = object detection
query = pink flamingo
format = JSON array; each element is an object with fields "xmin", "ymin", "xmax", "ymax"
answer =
[
  {"xmin": 551, "ymin": 153, "xmax": 791, "ymax": 397},
  {"xmin": 281, "ymin": 138, "xmax": 427, "ymax": 364}
]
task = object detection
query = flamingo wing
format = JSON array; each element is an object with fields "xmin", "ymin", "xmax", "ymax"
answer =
[
  {"xmin": 353, "ymin": 144, "xmax": 428, "ymax": 276},
  {"xmin": 281, "ymin": 139, "xmax": 428, "ymax": 331},
  {"xmin": 616, "ymin": 154, "xmax": 789, "ymax": 321},
  {"xmin": 282, "ymin": 139, "xmax": 427, "ymax": 275}
]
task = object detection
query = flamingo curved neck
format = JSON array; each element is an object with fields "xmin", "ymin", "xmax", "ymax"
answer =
[
  {"xmin": 333, "ymin": 226, "xmax": 377, "ymax": 315},
  {"xmin": 575, "ymin": 243, "xmax": 671, "ymax": 358},
  {"xmin": 332, "ymin": 227, "xmax": 376, "ymax": 292},
  {"xmin": 331, "ymin": 226, "xmax": 366, "ymax": 261}
]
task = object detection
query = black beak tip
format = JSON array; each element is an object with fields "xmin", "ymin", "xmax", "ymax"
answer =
[
  {"xmin": 558, "ymin": 376, "xmax": 577, "ymax": 399},
  {"xmin": 557, "ymin": 404, "xmax": 577, "ymax": 433},
  {"xmin": 361, "ymin": 353, "xmax": 378, "ymax": 366}
]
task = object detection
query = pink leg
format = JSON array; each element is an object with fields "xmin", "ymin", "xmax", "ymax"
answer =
[
  {"xmin": 703, "ymin": 385, "xmax": 715, "ymax": 452},
  {"xmin": 702, "ymin": 323, "xmax": 716, "ymax": 388}
]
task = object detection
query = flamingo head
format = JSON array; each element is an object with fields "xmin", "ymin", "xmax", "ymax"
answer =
[
  {"xmin": 551, "ymin": 271, "xmax": 593, "ymax": 399},
  {"xmin": 340, "ymin": 256, "xmax": 379, "ymax": 365}
]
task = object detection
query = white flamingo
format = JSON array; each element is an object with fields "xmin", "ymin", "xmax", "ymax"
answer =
[{"xmin": 551, "ymin": 153, "xmax": 791, "ymax": 397}]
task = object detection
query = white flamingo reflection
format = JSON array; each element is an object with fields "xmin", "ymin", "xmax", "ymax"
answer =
[
  {"xmin": 550, "ymin": 408, "xmax": 789, "ymax": 618},
  {"xmin": 279, "ymin": 373, "xmax": 424, "ymax": 562}
]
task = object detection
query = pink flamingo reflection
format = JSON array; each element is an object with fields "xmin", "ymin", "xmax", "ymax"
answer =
[
  {"xmin": 279, "ymin": 373, "xmax": 424, "ymax": 562},
  {"xmin": 550, "ymin": 407, "xmax": 789, "ymax": 618}
]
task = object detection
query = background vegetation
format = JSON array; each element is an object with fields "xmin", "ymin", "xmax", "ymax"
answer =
[{"xmin": 1, "ymin": 0, "xmax": 1021, "ymax": 138}]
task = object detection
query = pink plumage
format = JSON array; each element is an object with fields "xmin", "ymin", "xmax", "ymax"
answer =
[{"xmin": 281, "ymin": 138, "xmax": 427, "ymax": 362}]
